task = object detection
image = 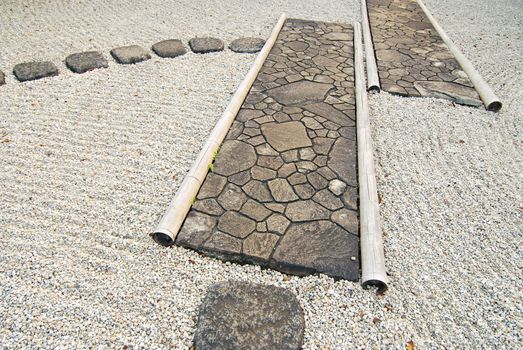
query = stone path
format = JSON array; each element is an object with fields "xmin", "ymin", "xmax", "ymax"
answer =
[
  {"xmin": 177, "ymin": 19, "xmax": 360, "ymax": 281},
  {"xmin": 367, "ymin": 0, "xmax": 482, "ymax": 107}
]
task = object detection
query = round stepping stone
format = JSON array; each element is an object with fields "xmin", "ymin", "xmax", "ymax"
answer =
[
  {"xmin": 110, "ymin": 45, "xmax": 151, "ymax": 64},
  {"xmin": 189, "ymin": 37, "xmax": 224, "ymax": 54},
  {"xmin": 194, "ymin": 280, "xmax": 305, "ymax": 350},
  {"xmin": 151, "ymin": 39, "xmax": 187, "ymax": 58},
  {"xmin": 13, "ymin": 61, "xmax": 59, "ymax": 82},
  {"xmin": 0, "ymin": 70, "xmax": 5, "ymax": 85},
  {"xmin": 229, "ymin": 37, "xmax": 265, "ymax": 53},
  {"xmin": 65, "ymin": 51, "xmax": 108, "ymax": 74}
]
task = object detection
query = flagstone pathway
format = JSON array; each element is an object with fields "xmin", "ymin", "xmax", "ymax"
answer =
[
  {"xmin": 177, "ymin": 18, "xmax": 360, "ymax": 281},
  {"xmin": 367, "ymin": 0, "xmax": 482, "ymax": 107}
]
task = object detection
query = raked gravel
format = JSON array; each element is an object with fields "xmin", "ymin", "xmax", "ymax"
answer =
[{"xmin": 0, "ymin": 0, "xmax": 522, "ymax": 349}]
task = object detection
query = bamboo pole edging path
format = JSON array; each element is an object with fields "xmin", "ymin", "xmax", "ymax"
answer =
[
  {"xmin": 416, "ymin": 0, "xmax": 502, "ymax": 112},
  {"xmin": 361, "ymin": 0, "xmax": 381, "ymax": 93},
  {"xmin": 152, "ymin": 14, "xmax": 287, "ymax": 246},
  {"xmin": 354, "ymin": 22, "xmax": 388, "ymax": 293}
]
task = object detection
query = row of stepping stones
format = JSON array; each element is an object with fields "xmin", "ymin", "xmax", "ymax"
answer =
[{"xmin": 0, "ymin": 37, "xmax": 265, "ymax": 85}]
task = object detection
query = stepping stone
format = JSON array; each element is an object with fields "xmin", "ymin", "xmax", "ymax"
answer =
[
  {"xmin": 13, "ymin": 61, "xmax": 59, "ymax": 82},
  {"xmin": 189, "ymin": 37, "xmax": 224, "ymax": 54},
  {"xmin": 229, "ymin": 37, "xmax": 265, "ymax": 53},
  {"xmin": 178, "ymin": 18, "xmax": 359, "ymax": 281},
  {"xmin": 366, "ymin": 0, "xmax": 482, "ymax": 107},
  {"xmin": 194, "ymin": 281, "xmax": 304, "ymax": 350},
  {"xmin": 0, "ymin": 70, "xmax": 5, "ymax": 85},
  {"xmin": 65, "ymin": 51, "xmax": 108, "ymax": 73},
  {"xmin": 110, "ymin": 45, "xmax": 151, "ymax": 64},
  {"xmin": 151, "ymin": 39, "xmax": 187, "ymax": 58}
]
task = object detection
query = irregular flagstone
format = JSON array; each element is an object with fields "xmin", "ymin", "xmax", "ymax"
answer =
[
  {"xmin": 65, "ymin": 51, "xmax": 108, "ymax": 73},
  {"xmin": 367, "ymin": 0, "xmax": 481, "ymax": 107},
  {"xmin": 177, "ymin": 212, "xmax": 216, "ymax": 249},
  {"xmin": 13, "ymin": 61, "xmax": 59, "ymax": 82},
  {"xmin": 261, "ymin": 121, "xmax": 312, "ymax": 152},
  {"xmin": 178, "ymin": 18, "xmax": 359, "ymax": 281},
  {"xmin": 229, "ymin": 38, "xmax": 265, "ymax": 53},
  {"xmin": 214, "ymin": 140, "xmax": 257, "ymax": 176},
  {"xmin": 272, "ymin": 220, "xmax": 359, "ymax": 280},
  {"xmin": 189, "ymin": 37, "xmax": 224, "ymax": 53},
  {"xmin": 110, "ymin": 45, "xmax": 151, "ymax": 64},
  {"xmin": 152, "ymin": 39, "xmax": 187, "ymax": 58},
  {"xmin": 194, "ymin": 281, "xmax": 304, "ymax": 350}
]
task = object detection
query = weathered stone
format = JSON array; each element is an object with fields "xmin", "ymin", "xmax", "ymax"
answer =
[
  {"xmin": 296, "ymin": 161, "xmax": 317, "ymax": 173},
  {"xmin": 194, "ymin": 281, "xmax": 305, "ymax": 350},
  {"xmin": 328, "ymin": 137, "xmax": 357, "ymax": 186},
  {"xmin": 0, "ymin": 70, "xmax": 5, "ymax": 85},
  {"xmin": 257, "ymin": 155, "xmax": 284, "ymax": 170},
  {"xmin": 277, "ymin": 163, "xmax": 296, "ymax": 177},
  {"xmin": 257, "ymin": 222, "xmax": 267, "ymax": 232},
  {"xmin": 228, "ymin": 170, "xmax": 251, "ymax": 186},
  {"xmin": 288, "ymin": 172, "xmax": 307, "ymax": 185},
  {"xmin": 13, "ymin": 61, "xmax": 59, "ymax": 82},
  {"xmin": 229, "ymin": 37, "xmax": 265, "ymax": 53},
  {"xmin": 189, "ymin": 37, "xmax": 224, "ymax": 53},
  {"xmin": 177, "ymin": 212, "xmax": 216, "ymax": 249},
  {"xmin": 267, "ymin": 80, "xmax": 331, "ymax": 105},
  {"xmin": 243, "ymin": 233, "xmax": 280, "ymax": 261},
  {"xmin": 304, "ymin": 103, "xmax": 354, "ymax": 126},
  {"xmin": 293, "ymin": 183, "xmax": 315, "ymax": 199},
  {"xmin": 217, "ymin": 211, "xmax": 256, "ymax": 238},
  {"xmin": 251, "ymin": 165, "xmax": 276, "ymax": 181},
  {"xmin": 286, "ymin": 41, "xmax": 309, "ymax": 52},
  {"xmin": 281, "ymin": 149, "xmax": 299, "ymax": 163},
  {"xmin": 203, "ymin": 231, "xmax": 242, "ymax": 254},
  {"xmin": 312, "ymin": 137, "xmax": 335, "ymax": 155},
  {"xmin": 198, "ymin": 173, "xmax": 227, "ymax": 199},
  {"xmin": 214, "ymin": 140, "xmax": 257, "ymax": 176},
  {"xmin": 237, "ymin": 109, "xmax": 264, "ymax": 122},
  {"xmin": 328, "ymin": 179, "xmax": 347, "ymax": 196},
  {"xmin": 265, "ymin": 203, "xmax": 286, "ymax": 213},
  {"xmin": 261, "ymin": 121, "xmax": 311, "ymax": 152},
  {"xmin": 152, "ymin": 39, "xmax": 187, "ymax": 58},
  {"xmin": 217, "ymin": 183, "xmax": 247, "ymax": 211},
  {"xmin": 332, "ymin": 209, "xmax": 358, "ymax": 234},
  {"xmin": 255, "ymin": 143, "xmax": 279, "ymax": 156},
  {"xmin": 268, "ymin": 178, "xmax": 298, "ymax": 202},
  {"xmin": 285, "ymin": 200, "xmax": 330, "ymax": 221},
  {"xmin": 241, "ymin": 199, "xmax": 272, "ymax": 221},
  {"xmin": 324, "ymin": 32, "xmax": 351, "ymax": 41},
  {"xmin": 266, "ymin": 214, "xmax": 290, "ymax": 235},
  {"xmin": 243, "ymin": 180, "xmax": 273, "ymax": 202},
  {"xmin": 193, "ymin": 198, "xmax": 224, "ymax": 216},
  {"xmin": 110, "ymin": 45, "xmax": 151, "ymax": 64},
  {"xmin": 312, "ymin": 189, "xmax": 344, "ymax": 210},
  {"xmin": 414, "ymin": 81, "xmax": 482, "ymax": 107},
  {"xmin": 272, "ymin": 221, "xmax": 359, "ymax": 280},
  {"xmin": 342, "ymin": 186, "xmax": 358, "ymax": 210},
  {"xmin": 307, "ymin": 172, "xmax": 328, "ymax": 190},
  {"xmin": 65, "ymin": 51, "xmax": 108, "ymax": 73}
]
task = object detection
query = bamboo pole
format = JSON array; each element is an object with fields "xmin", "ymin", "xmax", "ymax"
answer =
[
  {"xmin": 354, "ymin": 21, "xmax": 388, "ymax": 293},
  {"xmin": 152, "ymin": 14, "xmax": 288, "ymax": 246},
  {"xmin": 361, "ymin": 0, "xmax": 381, "ymax": 92},
  {"xmin": 416, "ymin": 0, "xmax": 502, "ymax": 112}
]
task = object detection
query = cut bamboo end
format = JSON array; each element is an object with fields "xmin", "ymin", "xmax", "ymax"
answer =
[
  {"xmin": 416, "ymin": 0, "xmax": 502, "ymax": 112},
  {"xmin": 151, "ymin": 14, "xmax": 288, "ymax": 246},
  {"xmin": 354, "ymin": 21, "xmax": 388, "ymax": 294},
  {"xmin": 361, "ymin": 0, "xmax": 381, "ymax": 93}
]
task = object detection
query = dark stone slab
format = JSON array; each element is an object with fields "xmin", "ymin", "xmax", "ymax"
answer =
[
  {"xmin": 13, "ymin": 61, "xmax": 59, "ymax": 82},
  {"xmin": 229, "ymin": 37, "xmax": 265, "ymax": 53},
  {"xmin": 272, "ymin": 220, "xmax": 359, "ymax": 279},
  {"xmin": 65, "ymin": 51, "xmax": 108, "ymax": 73},
  {"xmin": 178, "ymin": 19, "xmax": 359, "ymax": 281},
  {"xmin": 367, "ymin": 0, "xmax": 482, "ymax": 107},
  {"xmin": 110, "ymin": 45, "xmax": 151, "ymax": 64},
  {"xmin": 189, "ymin": 37, "xmax": 224, "ymax": 53},
  {"xmin": 152, "ymin": 39, "xmax": 187, "ymax": 58},
  {"xmin": 194, "ymin": 281, "xmax": 304, "ymax": 350}
]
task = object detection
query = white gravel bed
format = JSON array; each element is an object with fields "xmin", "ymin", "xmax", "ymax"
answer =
[{"xmin": 1, "ymin": 0, "xmax": 522, "ymax": 349}]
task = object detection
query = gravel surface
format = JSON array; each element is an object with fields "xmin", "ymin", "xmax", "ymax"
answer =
[{"xmin": 1, "ymin": 0, "xmax": 522, "ymax": 349}]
